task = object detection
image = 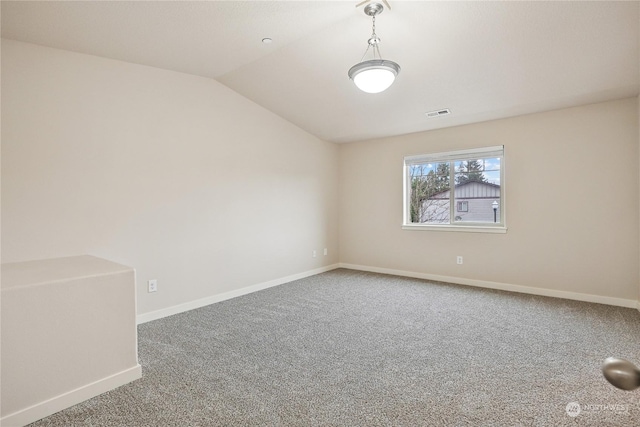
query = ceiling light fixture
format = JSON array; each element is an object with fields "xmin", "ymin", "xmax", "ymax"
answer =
[{"xmin": 348, "ymin": 2, "xmax": 400, "ymax": 94}]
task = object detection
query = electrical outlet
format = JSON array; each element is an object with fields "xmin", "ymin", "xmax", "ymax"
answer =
[
  {"xmin": 324, "ymin": 248, "xmax": 328, "ymax": 256},
  {"xmin": 313, "ymin": 250, "xmax": 317, "ymax": 258},
  {"xmin": 457, "ymin": 256, "xmax": 463, "ymax": 265},
  {"xmin": 148, "ymin": 279, "xmax": 158, "ymax": 293}
]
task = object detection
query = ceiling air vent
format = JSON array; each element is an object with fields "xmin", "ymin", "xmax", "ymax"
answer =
[{"xmin": 425, "ymin": 108, "xmax": 451, "ymax": 118}]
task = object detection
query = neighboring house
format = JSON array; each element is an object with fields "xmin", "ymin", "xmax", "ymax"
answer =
[{"xmin": 421, "ymin": 181, "xmax": 500, "ymax": 223}]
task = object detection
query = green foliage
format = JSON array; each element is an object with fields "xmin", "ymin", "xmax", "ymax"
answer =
[
  {"xmin": 455, "ymin": 160, "xmax": 487, "ymax": 185},
  {"xmin": 409, "ymin": 163, "xmax": 450, "ymax": 223}
]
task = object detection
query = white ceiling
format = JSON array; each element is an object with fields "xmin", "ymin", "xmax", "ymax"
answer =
[{"xmin": 2, "ymin": 1, "xmax": 638, "ymax": 143}]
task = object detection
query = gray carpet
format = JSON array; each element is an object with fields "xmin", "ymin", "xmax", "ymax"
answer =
[{"xmin": 29, "ymin": 269, "xmax": 640, "ymax": 426}]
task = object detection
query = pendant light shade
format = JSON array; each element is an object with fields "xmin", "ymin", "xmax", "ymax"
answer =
[
  {"xmin": 348, "ymin": 59, "xmax": 401, "ymax": 94},
  {"xmin": 349, "ymin": 3, "xmax": 400, "ymax": 94}
]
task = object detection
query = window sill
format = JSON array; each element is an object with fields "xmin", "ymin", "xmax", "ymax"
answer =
[{"xmin": 402, "ymin": 224, "xmax": 507, "ymax": 234}]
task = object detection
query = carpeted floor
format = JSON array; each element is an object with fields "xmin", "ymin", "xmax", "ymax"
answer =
[{"xmin": 29, "ymin": 269, "xmax": 640, "ymax": 426}]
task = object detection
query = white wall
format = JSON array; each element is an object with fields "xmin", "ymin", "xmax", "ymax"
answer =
[
  {"xmin": 1, "ymin": 39, "xmax": 339, "ymax": 316},
  {"xmin": 2, "ymin": 39, "xmax": 638, "ymax": 316},
  {"xmin": 339, "ymin": 98, "xmax": 639, "ymax": 301}
]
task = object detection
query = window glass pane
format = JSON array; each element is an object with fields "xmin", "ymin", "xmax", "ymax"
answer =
[
  {"xmin": 453, "ymin": 157, "xmax": 500, "ymax": 223},
  {"xmin": 484, "ymin": 170, "xmax": 500, "ymax": 185},
  {"xmin": 409, "ymin": 162, "xmax": 450, "ymax": 224},
  {"xmin": 404, "ymin": 148, "xmax": 504, "ymax": 229}
]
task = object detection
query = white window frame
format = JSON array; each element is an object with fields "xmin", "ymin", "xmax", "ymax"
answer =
[
  {"xmin": 457, "ymin": 201, "xmax": 469, "ymax": 212},
  {"xmin": 402, "ymin": 146, "xmax": 506, "ymax": 233}
]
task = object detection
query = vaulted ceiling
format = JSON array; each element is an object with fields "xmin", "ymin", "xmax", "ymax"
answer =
[{"xmin": 2, "ymin": 1, "xmax": 638, "ymax": 143}]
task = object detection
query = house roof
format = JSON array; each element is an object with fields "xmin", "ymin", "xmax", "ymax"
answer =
[{"xmin": 429, "ymin": 181, "xmax": 500, "ymax": 200}]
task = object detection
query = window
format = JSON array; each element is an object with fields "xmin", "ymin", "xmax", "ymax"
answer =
[{"xmin": 403, "ymin": 146, "xmax": 505, "ymax": 233}]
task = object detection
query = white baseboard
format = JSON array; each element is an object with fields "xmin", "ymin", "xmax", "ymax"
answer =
[
  {"xmin": 339, "ymin": 263, "xmax": 639, "ymax": 309},
  {"xmin": 136, "ymin": 264, "xmax": 340, "ymax": 324},
  {"xmin": 1, "ymin": 364, "xmax": 142, "ymax": 427}
]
